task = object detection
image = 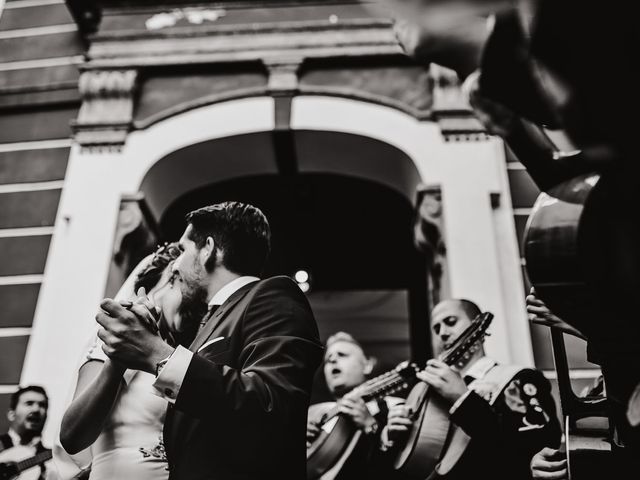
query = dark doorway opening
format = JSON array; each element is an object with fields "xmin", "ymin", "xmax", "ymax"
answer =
[
  {"xmin": 160, "ymin": 172, "xmax": 429, "ymax": 402},
  {"xmin": 161, "ymin": 173, "xmax": 420, "ymax": 291}
]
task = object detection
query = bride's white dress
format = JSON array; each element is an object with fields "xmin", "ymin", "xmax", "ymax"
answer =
[{"xmin": 84, "ymin": 339, "xmax": 169, "ymax": 480}]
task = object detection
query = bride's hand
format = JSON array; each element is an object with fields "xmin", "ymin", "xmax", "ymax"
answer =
[{"xmin": 119, "ymin": 287, "xmax": 161, "ymax": 335}]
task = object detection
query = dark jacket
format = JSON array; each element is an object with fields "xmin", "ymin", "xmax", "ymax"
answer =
[
  {"xmin": 0, "ymin": 433, "xmax": 12, "ymax": 453},
  {"xmin": 439, "ymin": 368, "xmax": 561, "ymax": 480},
  {"xmin": 381, "ymin": 367, "xmax": 560, "ymax": 480},
  {"xmin": 163, "ymin": 276, "xmax": 323, "ymax": 480}
]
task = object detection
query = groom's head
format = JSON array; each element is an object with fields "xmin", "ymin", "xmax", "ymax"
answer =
[{"xmin": 173, "ymin": 202, "xmax": 271, "ymax": 304}]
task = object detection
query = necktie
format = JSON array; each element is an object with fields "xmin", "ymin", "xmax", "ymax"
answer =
[{"xmin": 199, "ymin": 304, "xmax": 220, "ymax": 332}]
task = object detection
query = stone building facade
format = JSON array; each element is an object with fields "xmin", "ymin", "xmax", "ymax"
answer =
[{"xmin": 0, "ymin": 0, "xmax": 597, "ymax": 437}]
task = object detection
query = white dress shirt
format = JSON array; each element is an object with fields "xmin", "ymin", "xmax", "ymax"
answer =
[
  {"xmin": 449, "ymin": 356, "xmax": 498, "ymax": 414},
  {"xmin": 152, "ymin": 276, "xmax": 259, "ymax": 403},
  {"xmin": 7, "ymin": 428, "xmax": 41, "ymax": 448}
]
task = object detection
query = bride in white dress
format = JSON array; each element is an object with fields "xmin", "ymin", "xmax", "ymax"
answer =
[{"xmin": 58, "ymin": 244, "xmax": 205, "ymax": 480}]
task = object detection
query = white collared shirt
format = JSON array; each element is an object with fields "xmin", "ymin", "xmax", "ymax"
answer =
[
  {"xmin": 8, "ymin": 428, "xmax": 42, "ymax": 448},
  {"xmin": 152, "ymin": 276, "xmax": 259, "ymax": 403},
  {"xmin": 463, "ymin": 356, "xmax": 497, "ymax": 383},
  {"xmin": 208, "ymin": 276, "xmax": 259, "ymax": 309},
  {"xmin": 449, "ymin": 355, "xmax": 497, "ymax": 414}
]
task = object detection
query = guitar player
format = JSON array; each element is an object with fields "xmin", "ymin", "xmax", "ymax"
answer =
[
  {"xmin": 307, "ymin": 332, "xmax": 399, "ymax": 479},
  {"xmin": 381, "ymin": 299, "xmax": 561, "ymax": 479},
  {"xmin": 0, "ymin": 386, "xmax": 52, "ymax": 480}
]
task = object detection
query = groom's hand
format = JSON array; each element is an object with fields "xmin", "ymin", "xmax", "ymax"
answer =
[{"xmin": 96, "ymin": 299, "xmax": 174, "ymax": 373}]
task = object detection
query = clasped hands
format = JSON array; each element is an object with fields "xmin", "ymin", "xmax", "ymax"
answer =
[{"xmin": 95, "ymin": 288, "xmax": 174, "ymax": 374}]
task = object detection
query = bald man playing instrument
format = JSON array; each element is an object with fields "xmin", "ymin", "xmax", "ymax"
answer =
[{"xmin": 382, "ymin": 299, "xmax": 561, "ymax": 479}]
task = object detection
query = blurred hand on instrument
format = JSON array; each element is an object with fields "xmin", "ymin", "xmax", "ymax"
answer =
[
  {"xmin": 530, "ymin": 447, "xmax": 567, "ymax": 479},
  {"xmin": 385, "ymin": 402, "xmax": 413, "ymax": 443},
  {"xmin": 526, "ymin": 288, "xmax": 586, "ymax": 340},
  {"xmin": 306, "ymin": 418, "xmax": 321, "ymax": 447},
  {"xmin": 466, "ymin": 71, "xmax": 517, "ymax": 137},
  {"xmin": 417, "ymin": 359, "xmax": 468, "ymax": 405},
  {"xmin": 338, "ymin": 393, "xmax": 378, "ymax": 433},
  {"xmin": 393, "ymin": 18, "xmax": 433, "ymax": 63},
  {"xmin": 384, "ymin": 0, "xmax": 502, "ymax": 78}
]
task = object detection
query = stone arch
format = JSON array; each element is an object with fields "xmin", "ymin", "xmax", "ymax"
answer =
[{"xmin": 21, "ymin": 95, "xmax": 531, "ymax": 441}]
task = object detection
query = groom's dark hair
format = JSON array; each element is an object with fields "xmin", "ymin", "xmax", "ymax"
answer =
[{"xmin": 186, "ymin": 202, "xmax": 271, "ymax": 277}]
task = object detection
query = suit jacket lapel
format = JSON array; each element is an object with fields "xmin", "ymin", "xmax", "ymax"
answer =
[
  {"xmin": 167, "ymin": 281, "xmax": 258, "ymax": 458},
  {"xmin": 189, "ymin": 281, "xmax": 257, "ymax": 352}
]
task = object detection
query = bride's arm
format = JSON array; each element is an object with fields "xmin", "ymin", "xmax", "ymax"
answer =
[
  {"xmin": 60, "ymin": 358, "xmax": 126, "ymax": 455},
  {"xmin": 60, "ymin": 252, "xmax": 156, "ymax": 455}
]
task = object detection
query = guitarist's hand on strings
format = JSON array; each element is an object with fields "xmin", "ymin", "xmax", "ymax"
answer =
[
  {"xmin": 337, "ymin": 393, "xmax": 378, "ymax": 433},
  {"xmin": 307, "ymin": 419, "xmax": 321, "ymax": 446},
  {"xmin": 385, "ymin": 403, "xmax": 413, "ymax": 443},
  {"xmin": 417, "ymin": 359, "xmax": 468, "ymax": 405}
]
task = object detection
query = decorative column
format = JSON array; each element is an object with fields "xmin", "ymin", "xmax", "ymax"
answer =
[{"xmin": 429, "ymin": 64, "xmax": 533, "ymax": 365}]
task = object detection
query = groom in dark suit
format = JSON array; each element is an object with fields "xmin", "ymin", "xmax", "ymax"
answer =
[{"xmin": 96, "ymin": 201, "xmax": 323, "ymax": 480}]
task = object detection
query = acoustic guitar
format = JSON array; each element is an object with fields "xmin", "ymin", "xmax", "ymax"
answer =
[
  {"xmin": 306, "ymin": 362, "xmax": 418, "ymax": 480},
  {"xmin": 393, "ymin": 312, "xmax": 494, "ymax": 477},
  {"xmin": 0, "ymin": 447, "xmax": 52, "ymax": 480}
]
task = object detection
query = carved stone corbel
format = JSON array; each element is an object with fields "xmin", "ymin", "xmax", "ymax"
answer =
[
  {"xmin": 72, "ymin": 69, "xmax": 138, "ymax": 150},
  {"xmin": 430, "ymin": 64, "xmax": 488, "ymax": 142},
  {"xmin": 414, "ymin": 184, "xmax": 449, "ymax": 304},
  {"xmin": 265, "ymin": 57, "xmax": 302, "ymax": 97},
  {"xmin": 104, "ymin": 194, "xmax": 159, "ymax": 297}
]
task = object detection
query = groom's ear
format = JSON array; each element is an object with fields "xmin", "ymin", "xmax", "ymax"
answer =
[{"xmin": 200, "ymin": 237, "xmax": 215, "ymax": 263}]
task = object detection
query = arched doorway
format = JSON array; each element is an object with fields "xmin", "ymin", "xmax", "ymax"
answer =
[
  {"xmin": 140, "ymin": 129, "xmax": 432, "ymax": 386},
  {"xmin": 22, "ymin": 97, "xmax": 530, "ymax": 441}
]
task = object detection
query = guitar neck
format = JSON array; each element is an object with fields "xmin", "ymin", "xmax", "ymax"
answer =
[
  {"xmin": 357, "ymin": 369, "xmax": 411, "ymax": 403},
  {"xmin": 319, "ymin": 367, "xmax": 414, "ymax": 425},
  {"xmin": 16, "ymin": 450, "xmax": 52, "ymax": 473},
  {"xmin": 441, "ymin": 343, "xmax": 476, "ymax": 367},
  {"xmin": 439, "ymin": 313, "xmax": 493, "ymax": 368}
]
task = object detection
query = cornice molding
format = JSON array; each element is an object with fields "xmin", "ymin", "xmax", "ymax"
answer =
[
  {"xmin": 83, "ymin": 19, "xmax": 401, "ymax": 69},
  {"xmin": 65, "ymin": 4, "xmax": 481, "ymax": 145},
  {"xmin": 72, "ymin": 69, "xmax": 138, "ymax": 148},
  {"xmin": 265, "ymin": 57, "xmax": 302, "ymax": 96}
]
